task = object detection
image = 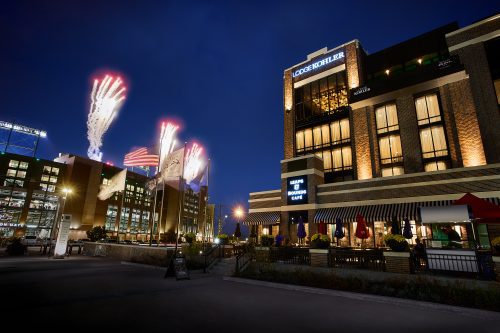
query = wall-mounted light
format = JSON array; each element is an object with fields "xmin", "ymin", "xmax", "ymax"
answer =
[
  {"xmin": 417, "ymin": 58, "xmax": 422, "ymax": 65},
  {"xmin": 385, "ymin": 69, "xmax": 390, "ymax": 75}
]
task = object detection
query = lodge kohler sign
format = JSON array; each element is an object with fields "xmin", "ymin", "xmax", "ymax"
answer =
[
  {"xmin": 292, "ymin": 48, "xmax": 345, "ymax": 81},
  {"xmin": 287, "ymin": 176, "xmax": 308, "ymax": 205}
]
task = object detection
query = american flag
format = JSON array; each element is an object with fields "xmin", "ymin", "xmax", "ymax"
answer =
[{"xmin": 123, "ymin": 147, "xmax": 159, "ymax": 167}]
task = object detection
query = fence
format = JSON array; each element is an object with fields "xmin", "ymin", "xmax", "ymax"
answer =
[
  {"xmin": 329, "ymin": 248, "xmax": 385, "ymax": 271},
  {"xmin": 269, "ymin": 247, "xmax": 310, "ymax": 265}
]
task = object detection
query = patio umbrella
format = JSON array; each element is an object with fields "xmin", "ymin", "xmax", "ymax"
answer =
[
  {"xmin": 391, "ymin": 215, "xmax": 401, "ymax": 235},
  {"xmin": 318, "ymin": 221, "xmax": 327, "ymax": 235},
  {"xmin": 402, "ymin": 217, "xmax": 413, "ymax": 239},
  {"xmin": 297, "ymin": 217, "xmax": 306, "ymax": 245},
  {"xmin": 334, "ymin": 218, "xmax": 344, "ymax": 238},
  {"xmin": 334, "ymin": 217, "xmax": 344, "ymax": 246},
  {"xmin": 355, "ymin": 214, "xmax": 370, "ymax": 248}
]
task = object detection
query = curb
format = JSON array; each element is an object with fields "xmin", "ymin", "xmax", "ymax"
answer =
[{"xmin": 223, "ymin": 276, "xmax": 500, "ymax": 320}]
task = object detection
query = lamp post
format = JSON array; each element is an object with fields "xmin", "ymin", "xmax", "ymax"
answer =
[
  {"xmin": 233, "ymin": 206, "xmax": 244, "ymax": 243},
  {"xmin": 48, "ymin": 187, "xmax": 72, "ymax": 256}
]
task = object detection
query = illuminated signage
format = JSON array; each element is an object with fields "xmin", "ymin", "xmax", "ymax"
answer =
[
  {"xmin": 0, "ymin": 121, "xmax": 47, "ymax": 137},
  {"xmin": 292, "ymin": 49, "xmax": 345, "ymax": 79},
  {"xmin": 353, "ymin": 86, "xmax": 371, "ymax": 96},
  {"xmin": 287, "ymin": 176, "xmax": 308, "ymax": 205}
]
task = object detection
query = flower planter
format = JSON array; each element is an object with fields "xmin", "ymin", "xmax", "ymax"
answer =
[
  {"xmin": 493, "ymin": 256, "xmax": 500, "ymax": 282},
  {"xmin": 383, "ymin": 251, "xmax": 411, "ymax": 274},
  {"xmin": 254, "ymin": 246, "xmax": 270, "ymax": 262},
  {"xmin": 309, "ymin": 248, "xmax": 329, "ymax": 267}
]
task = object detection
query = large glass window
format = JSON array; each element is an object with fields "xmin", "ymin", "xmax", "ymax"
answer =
[
  {"xmin": 130, "ymin": 209, "xmax": 141, "ymax": 233},
  {"xmin": 415, "ymin": 93, "xmax": 449, "ymax": 171},
  {"xmin": 375, "ymin": 103, "xmax": 404, "ymax": 177},
  {"xmin": 119, "ymin": 207, "xmax": 130, "ymax": 232},
  {"xmin": 294, "ymin": 71, "xmax": 348, "ymax": 122},
  {"xmin": 105, "ymin": 205, "xmax": 118, "ymax": 231},
  {"xmin": 140, "ymin": 211, "xmax": 150, "ymax": 233}
]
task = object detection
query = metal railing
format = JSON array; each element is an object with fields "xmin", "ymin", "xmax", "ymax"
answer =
[
  {"xmin": 269, "ymin": 247, "xmax": 310, "ymax": 265},
  {"xmin": 203, "ymin": 243, "xmax": 221, "ymax": 272},
  {"xmin": 329, "ymin": 248, "xmax": 385, "ymax": 271},
  {"xmin": 235, "ymin": 244, "xmax": 255, "ymax": 275}
]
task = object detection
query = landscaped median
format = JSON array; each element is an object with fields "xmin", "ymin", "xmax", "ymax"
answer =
[{"xmin": 236, "ymin": 262, "xmax": 500, "ymax": 312}]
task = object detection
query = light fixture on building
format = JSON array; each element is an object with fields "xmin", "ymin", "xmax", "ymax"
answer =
[
  {"xmin": 417, "ymin": 58, "xmax": 422, "ymax": 65},
  {"xmin": 385, "ymin": 69, "xmax": 390, "ymax": 75}
]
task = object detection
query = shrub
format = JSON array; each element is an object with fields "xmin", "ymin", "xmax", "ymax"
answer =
[
  {"xmin": 6, "ymin": 237, "xmax": 26, "ymax": 256},
  {"xmin": 310, "ymin": 233, "xmax": 331, "ymax": 249},
  {"xmin": 217, "ymin": 234, "xmax": 229, "ymax": 245},
  {"xmin": 491, "ymin": 236, "xmax": 500, "ymax": 252},
  {"xmin": 384, "ymin": 234, "xmax": 409, "ymax": 252},
  {"xmin": 87, "ymin": 226, "xmax": 107, "ymax": 242},
  {"xmin": 260, "ymin": 234, "xmax": 274, "ymax": 247},
  {"xmin": 184, "ymin": 232, "xmax": 196, "ymax": 244}
]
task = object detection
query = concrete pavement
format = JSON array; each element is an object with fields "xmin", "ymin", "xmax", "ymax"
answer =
[{"xmin": 1, "ymin": 255, "xmax": 499, "ymax": 332}]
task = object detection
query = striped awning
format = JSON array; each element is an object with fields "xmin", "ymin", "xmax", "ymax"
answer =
[
  {"xmin": 244, "ymin": 212, "xmax": 280, "ymax": 225},
  {"xmin": 314, "ymin": 200, "xmax": 455, "ymax": 223}
]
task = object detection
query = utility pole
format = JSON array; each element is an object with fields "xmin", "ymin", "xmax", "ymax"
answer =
[{"xmin": 217, "ymin": 204, "xmax": 222, "ymax": 236}]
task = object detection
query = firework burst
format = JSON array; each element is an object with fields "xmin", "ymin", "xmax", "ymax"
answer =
[
  {"xmin": 158, "ymin": 122, "xmax": 179, "ymax": 172},
  {"xmin": 184, "ymin": 143, "xmax": 203, "ymax": 184},
  {"xmin": 87, "ymin": 74, "xmax": 126, "ymax": 161}
]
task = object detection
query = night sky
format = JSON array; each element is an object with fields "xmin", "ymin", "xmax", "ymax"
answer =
[{"xmin": 1, "ymin": 1, "xmax": 498, "ymax": 235}]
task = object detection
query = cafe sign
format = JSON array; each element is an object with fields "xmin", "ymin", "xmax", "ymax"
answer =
[{"xmin": 287, "ymin": 176, "xmax": 308, "ymax": 205}]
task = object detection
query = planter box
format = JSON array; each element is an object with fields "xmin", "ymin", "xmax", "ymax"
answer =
[
  {"xmin": 383, "ymin": 251, "xmax": 411, "ymax": 274},
  {"xmin": 309, "ymin": 249, "xmax": 328, "ymax": 267},
  {"xmin": 255, "ymin": 246, "xmax": 270, "ymax": 262},
  {"xmin": 493, "ymin": 256, "xmax": 500, "ymax": 282}
]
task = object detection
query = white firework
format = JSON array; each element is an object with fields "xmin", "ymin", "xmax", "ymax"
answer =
[
  {"xmin": 158, "ymin": 122, "xmax": 179, "ymax": 172},
  {"xmin": 87, "ymin": 74, "xmax": 126, "ymax": 161},
  {"xmin": 184, "ymin": 143, "xmax": 203, "ymax": 184}
]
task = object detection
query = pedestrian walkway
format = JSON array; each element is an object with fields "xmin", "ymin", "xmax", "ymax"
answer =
[{"xmin": 208, "ymin": 257, "xmax": 236, "ymax": 276}]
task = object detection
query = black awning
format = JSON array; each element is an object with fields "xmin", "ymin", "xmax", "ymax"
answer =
[
  {"xmin": 244, "ymin": 212, "xmax": 280, "ymax": 225},
  {"xmin": 314, "ymin": 200, "xmax": 454, "ymax": 223}
]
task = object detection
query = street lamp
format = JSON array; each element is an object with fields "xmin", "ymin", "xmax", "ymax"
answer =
[
  {"xmin": 48, "ymin": 186, "xmax": 72, "ymax": 256},
  {"xmin": 233, "ymin": 206, "xmax": 244, "ymax": 243}
]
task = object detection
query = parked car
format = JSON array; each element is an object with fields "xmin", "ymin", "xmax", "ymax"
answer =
[{"xmin": 21, "ymin": 235, "xmax": 38, "ymax": 246}]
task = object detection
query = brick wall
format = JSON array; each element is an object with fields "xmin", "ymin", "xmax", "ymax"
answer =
[
  {"xmin": 352, "ymin": 106, "xmax": 373, "ymax": 179},
  {"xmin": 284, "ymin": 69, "xmax": 294, "ymax": 159}
]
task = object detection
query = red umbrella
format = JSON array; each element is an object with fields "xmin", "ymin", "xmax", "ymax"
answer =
[
  {"xmin": 355, "ymin": 214, "xmax": 370, "ymax": 239},
  {"xmin": 318, "ymin": 221, "xmax": 327, "ymax": 235}
]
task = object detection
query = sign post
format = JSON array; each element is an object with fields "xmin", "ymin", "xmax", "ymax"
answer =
[{"xmin": 53, "ymin": 214, "xmax": 71, "ymax": 259}]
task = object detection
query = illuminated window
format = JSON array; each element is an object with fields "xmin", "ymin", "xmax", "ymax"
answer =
[
  {"xmin": 9, "ymin": 160, "xmax": 19, "ymax": 168},
  {"xmin": 294, "ymin": 71, "xmax": 348, "ymax": 122},
  {"xmin": 105, "ymin": 205, "xmax": 118, "ymax": 231},
  {"xmin": 415, "ymin": 93, "xmax": 449, "ymax": 171},
  {"xmin": 19, "ymin": 162, "xmax": 28, "ymax": 169}
]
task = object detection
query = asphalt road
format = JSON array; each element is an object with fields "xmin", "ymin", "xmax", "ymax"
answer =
[{"xmin": 1, "ymin": 256, "xmax": 499, "ymax": 332}]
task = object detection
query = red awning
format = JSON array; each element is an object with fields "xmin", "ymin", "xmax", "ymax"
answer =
[{"xmin": 453, "ymin": 192, "xmax": 500, "ymax": 222}]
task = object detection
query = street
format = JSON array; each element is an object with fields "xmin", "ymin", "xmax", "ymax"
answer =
[{"xmin": 1, "ymin": 256, "xmax": 499, "ymax": 332}]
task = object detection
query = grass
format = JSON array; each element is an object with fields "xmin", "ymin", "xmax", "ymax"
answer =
[{"xmin": 237, "ymin": 263, "xmax": 500, "ymax": 312}]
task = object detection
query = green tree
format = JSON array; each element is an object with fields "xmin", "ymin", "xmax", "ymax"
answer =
[{"xmin": 87, "ymin": 226, "xmax": 107, "ymax": 242}]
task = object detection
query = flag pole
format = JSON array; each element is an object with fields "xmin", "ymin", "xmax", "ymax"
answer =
[
  {"xmin": 117, "ymin": 188, "xmax": 125, "ymax": 242},
  {"xmin": 149, "ymin": 176, "xmax": 159, "ymax": 246},
  {"xmin": 157, "ymin": 180, "xmax": 166, "ymax": 244},
  {"xmin": 165, "ymin": 142, "xmax": 187, "ymax": 278},
  {"xmin": 202, "ymin": 159, "xmax": 210, "ymax": 243}
]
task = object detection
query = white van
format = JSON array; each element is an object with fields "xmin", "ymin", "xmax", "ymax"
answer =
[{"xmin": 22, "ymin": 235, "xmax": 38, "ymax": 246}]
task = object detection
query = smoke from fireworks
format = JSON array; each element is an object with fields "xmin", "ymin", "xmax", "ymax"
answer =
[
  {"xmin": 158, "ymin": 122, "xmax": 179, "ymax": 172},
  {"xmin": 184, "ymin": 143, "xmax": 203, "ymax": 184},
  {"xmin": 87, "ymin": 74, "xmax": 127, "ymax": 161}
]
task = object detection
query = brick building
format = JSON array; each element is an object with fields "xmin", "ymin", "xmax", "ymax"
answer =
[{"xmin": 245, "ymin": 14, "xmax": 500, "ymax": 248}]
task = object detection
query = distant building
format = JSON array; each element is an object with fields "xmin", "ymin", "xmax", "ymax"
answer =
[
  {"xmin": 245, "ymin": 14, "xmax": 500, "ymax": 248},
  {"xmin": 54, "ymin": 153, "xmax": 210, "ymax": 242},
  {"xmin": 0, "ymin": 152, "xmax": 66, "ymax": 238}
]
